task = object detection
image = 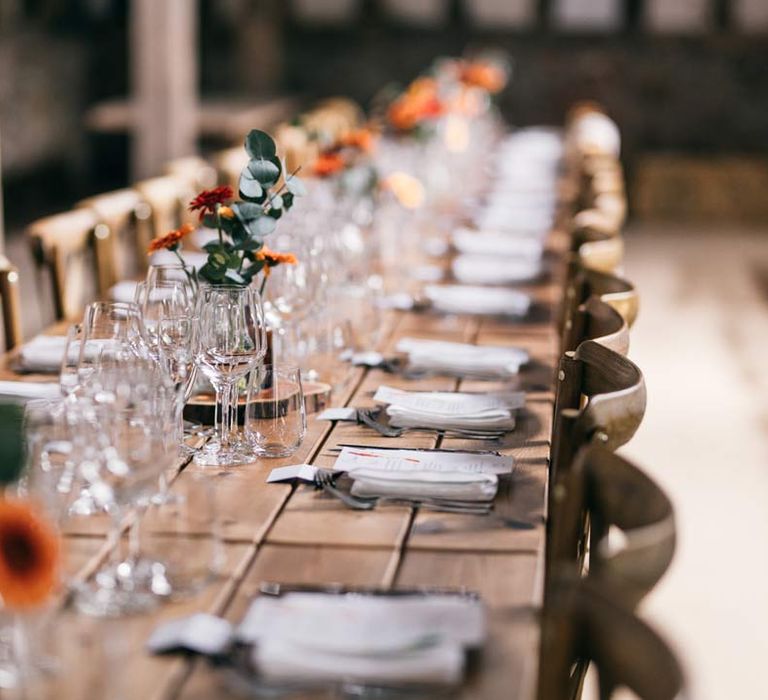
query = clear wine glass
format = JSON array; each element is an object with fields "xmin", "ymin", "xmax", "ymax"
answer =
[{"xmin": 194, "ymin": 286, "xmax": 266, "ymax": 467}]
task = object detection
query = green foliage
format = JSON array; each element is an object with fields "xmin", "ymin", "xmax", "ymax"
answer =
[{"xmin": 0, "ymin": 403, "xmax": 26, "ymax": 485}]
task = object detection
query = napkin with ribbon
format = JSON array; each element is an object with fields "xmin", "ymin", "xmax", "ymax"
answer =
[
  {"xmin": 396, "ymin": 337, "xmax": 529, "ymax": 378},
  {"xmin": 374, "ymin": 385, "xmax": 524, "ymax": 432},
  {"xmin": 424, "ymin": 284, "xmax": 531, "ymax": 317},
  {"xmin": 238, "ymin": 592, "xmax": 484, "ymax": 686},
  {"xmin": 17, "ymin": 335, "xmax": 68, "ymax": 373},
  {"xmin": 452, "ymin": 254, "xmax": 542, "ymax": 285}
]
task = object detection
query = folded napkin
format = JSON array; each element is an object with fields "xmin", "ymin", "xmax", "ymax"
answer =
[
  {"xmin": 452, "ymin": 228, "xmax": 544, "ymax": 258},
  {"xmin": 17, "ymin": 335, "xmax": 68, "ymax": 373},
  {"xmin": 149, "ymin": 249, "xmax": 208, "ymax": 269},
  {"xmin": 109, "ymin": 279, "xmax": 139, "ymax": 304},
  {"xmin": 396, "ymin": 337, "xmax": 529, "ymax": 378},
  {"xmin": 238, "ymin": 592, "xmax": 484, "ymax": 686},
  {"xmin": 350, "ymin": 467, "xmax": 498, "ymax": 502},
  {"xmin": 374, "ymin": 385, "xmax": 524, "ymax": 432},
  {"xmin": 452, "ymin": 254, "xmax": 542, "ymax": 285},
  {"xmin": 0, "ymin": 381, "xmax": 61, "ymax": 401},
  {"xmin": 424, "ymin": 284, "xmax": 531, "ymax": 317}
]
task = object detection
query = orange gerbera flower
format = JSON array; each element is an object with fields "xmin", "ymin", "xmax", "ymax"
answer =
[
  {"xmin": 188, "ymin": 186, "xmax": 234, "ymax": 221},
  {"xmin": 0, "ymin": 498, "xmax": 59, "ymax": 609},
  {"xmin": 340, "ymin": 128, "xmax": 376, "ymax": 153},
  {"xmin": 256, "ymin": 246, "xmax": 298, "ymax": 276},
  {"xmin": 147, "ymin": 223, "xmax": 195, "ymax": 254},
  {"xmin": 387, "ymin": 78, "xmax": 444, "ymax": 132},
  {"xmin": 312, "ymin": 151, "xmax": 346, "ymax": 178},
  {"xmin": 458, "ymin": 61, "xmax": 507, "ymax": 94}
]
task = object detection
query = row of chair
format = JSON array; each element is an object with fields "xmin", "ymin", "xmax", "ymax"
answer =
[{"xmin": 539, "ymin": 105, "xmax": 685, "ymax": 699}]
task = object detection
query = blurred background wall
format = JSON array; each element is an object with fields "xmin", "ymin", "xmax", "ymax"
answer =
[{"xmin": 3, "ymin": 0, "xmax": 768, "ymax": 229}]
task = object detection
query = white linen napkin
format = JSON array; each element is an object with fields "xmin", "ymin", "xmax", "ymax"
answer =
[
  {"xmin": 238, "ymin": 593, "xmax": 485, "ymax": 686},
  {"xmin": 17, "ymin": 335, "xmax": 68, "ymax": 373},
  {"xmin": 149, "ymin": 249, "xmax": 208, "ymax": 269},
  {"xmin": 349, "ymin": 467, "xmax": 498, "ymax": 502},
  {"xmin": 451, "ymin": 228, "xmax": 544, "ymax": 258},
  {"xmin": 396, "ymin": 337, "xmax": 529, "ymax": 378},
  {"xmin": 452, "ymin": 254, "xmax": 542, "ymax": 285},
  {"xmin": 109, "ymin": 279, "xmax": 139, "ymax": 303},
  {"xmin": 424, "ymin": 284, "xmax": 531, "ymax": 317},
  {"xmin": 0, "ymin": 381, "xmax": 61, "ymax": 401}
]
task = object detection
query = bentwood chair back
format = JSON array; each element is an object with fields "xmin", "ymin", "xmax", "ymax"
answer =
[
  {"xmin": 0, "ymin": 255, "xmax": 23, "ymax": 350},
  {"xmin": 134, "ymin": 175, "xmax": 190, "ymax": 267},
  {"xmin": 570, "ymin": 226, "xmax": 624, "ymax": 275},
  {"xmin": 78, "ymin": 188, "xmax": 146, "ymax": 284},
  {"xmin": 26, "ymin": 208, "xmax": 103, "ymax": 321},
  {"xmin": 214, "ymin": 146, "xmax": 249, "ymax": 192},
  {"xmin": 165, "ymin": 156, "xmax": 219, "ymax": 225},
  {"xmin": 549, "ymin": 445, "xmax": 676, "ymax": 608},
  {"xmin": 538, "ymin": 576, "xmax": 687, "ymax": 700},
  {"xmin": 562, "ymin": 296, "xmax": 628, "ymax": 355},
  {"xmin": 550, "ymin": 340, "xmax": 646, "ymax": 486}
]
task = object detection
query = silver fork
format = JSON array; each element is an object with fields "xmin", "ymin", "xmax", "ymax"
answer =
[{"xmin": 313, "ymin": 469, "xmax": 375, "ymax": 510}]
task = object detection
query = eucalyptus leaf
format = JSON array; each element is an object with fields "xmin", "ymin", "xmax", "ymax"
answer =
[
  {"xmin": 239, "ymin": 168, "xmax": 263, "ymax": 201},
  {"xmin": 200, "ymin": 262, "xmax": 226, "ymax": 282},
  {"xmin": 245, "ymin": 215, "xmax": 277, "ymax": 237},
  {"xmin": 247, "ymin": 157, "xmax": 281, "ymax": 187},
  {"xmin": 233, "ymin": 202, "xmax": 265, "ymax": 225},
  {"xmin": 0, "ymin": 403, "xmax": 26, "ymax": 485},
  {"xmin": 285, "ymin": 175, "xmax": 307, "ymax": 197},
  {"xmin": 282, "ymin": 192, "xmax": 295, "ymax": 210},
  {"xmin": 225, "ymin": 269, "xmax": 246, "ymax": 285},
  {"xmin": 244, "ymin": 129, "xmax": 277, "ymax": 160}
]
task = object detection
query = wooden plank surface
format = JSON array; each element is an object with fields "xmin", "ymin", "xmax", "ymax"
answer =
[{"xmin": 8, "ymin": 235, "xmax": 563, "ymax": 700}]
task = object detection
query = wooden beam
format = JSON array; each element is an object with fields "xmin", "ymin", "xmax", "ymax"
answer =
[{"xmin": 130, "ymin": 0, "xmax": 198, "ymax": 180}]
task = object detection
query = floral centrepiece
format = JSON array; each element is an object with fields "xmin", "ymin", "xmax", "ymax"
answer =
[
  {"xmin": 386, "ymin": 78, "xmax": 444, "ymax": 134},
  {"xmin": 147, "ymin": 129, "xmax": 304, "ymax": 288},
  {"xmin": 0, "ymin": 498, "xmax": 59, "ymax": 609}
]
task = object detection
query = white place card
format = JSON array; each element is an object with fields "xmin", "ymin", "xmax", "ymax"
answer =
[
  {"xmin": 266, "ymin": 464, "xmax": 318, "ymax": 483},
  {"xmin": 334, "ymin": 447, "xmax": 514, "ymax": 476}
]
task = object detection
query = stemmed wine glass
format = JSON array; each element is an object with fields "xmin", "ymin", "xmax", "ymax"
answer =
[{"xmin": 194, "ymin": 286, "xmax": 266, "ymax": 467}]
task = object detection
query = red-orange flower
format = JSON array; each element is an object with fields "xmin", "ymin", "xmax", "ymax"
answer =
[
  {"xmin": 147, "ymin": 223, "xmax": 195, "ymax": 254},
  {"xmin": 188, "ymin": 186, "xmax": 234, "ymax": 221},
  {"xmin": 458, "ymin": 61, "xmax": 507, "ymax": 94},
  {"xmin": 312, "ymin": 151, "xmax": 346, "ymax": 178},
  {"xmin": 256, "ymin": 246, "xmax": 298, "ymax": 276},
  {"xmin": 340, "ymin": 128, "xmax": 376, "ymax": 153},
  {"xmin": 0, "ymin": 498, "xmax": 59, "ymax": 609},
  {"xmin": 387, "ymin": 78, "xmax": 444, "ymax": 132}
]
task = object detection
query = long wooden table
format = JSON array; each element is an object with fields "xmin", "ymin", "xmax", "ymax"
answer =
[{"xmin": 2, "ymin": 230, "xmax": 567, "ymax": 699}]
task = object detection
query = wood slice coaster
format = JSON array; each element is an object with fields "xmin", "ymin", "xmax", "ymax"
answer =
[{"xmin": 183, "ymin": 380, "xmax": 331, "ymax": 425}]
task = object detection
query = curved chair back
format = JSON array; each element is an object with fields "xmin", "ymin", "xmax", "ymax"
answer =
[
  {"xmin": 551, "ymin": 340, "xmax": 646, "ymax": 485},
  {"xmin": 165, "ymin": 156, "xmax": 219, "ymax": 226},
  {"xmin": 214, "ymin": 146, "xmax": 249, "ymax": 192},
  {"xmin": 0, "ymin": 255, "xmax": 23, "ymax": 350},
  {"xmin": 538, "ymin": 576, "xmax": 687, "ymax": 700},
  {"xmin": 549, "ymin": 445, "xmax": 676, "ymax": 607},
  {"xmin": 562, "ymin": 296, "xmax": 629, "ymax": 355},
  {"xmin": 134, "ymin": 175, "xmax": 190, "ymax": 265},
  {"xmin": 26, "ymin": 209, "xmax": 102, "ymax": 320},
  {"xmin": 78, "ymin": 188, "xmax": 146, "ymax": 284}
]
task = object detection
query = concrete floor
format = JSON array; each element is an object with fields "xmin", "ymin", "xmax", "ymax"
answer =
[
  {"xmin": 6, "ymin": 222, "xmax": 768, "ymax": 697},
  {"xmin": 616, "ymin": 223, "xmax": 768, "ymax": 699}
]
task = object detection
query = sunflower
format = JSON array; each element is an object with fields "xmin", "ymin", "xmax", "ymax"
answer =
[
  {"xmin": 188, "ymin": 185, "xmax": 234, "ymax": 221},
  {"xmin": 0, "ymin": 498, "xmax": 59, "ymax": 609},
  {"xmin": 256, "ymin": 246, "xmax": 298, "ymax": 277},
  {"xmin": 312, "ymin": 151, "xmax": 346, "ymax": 178},
  {"xmin": 147, "ymin": 223, "xmax": 195, "ymax": 254}
]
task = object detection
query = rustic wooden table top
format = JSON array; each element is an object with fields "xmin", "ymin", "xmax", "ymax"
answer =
[{"xmin": 5, "ymin": 232, "xmax": 566, "ymax": 700}]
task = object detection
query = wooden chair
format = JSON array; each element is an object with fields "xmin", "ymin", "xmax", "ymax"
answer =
[
  {"xmin": 538, "ymin": 576, "xmax": 687, "ymax": 700},
  {"xmin": 569, "ymin": 226, "xmax": 625, "ymax": 276},
  {"xmin": 26, "ymin": 208, "xmax": 103, "ymax": 321},
  {"xmin": 550, "ymin": 340, "xmax": 646, "ymax": 488},
  {"xmin": 165, "ymin": 156, "xmax": 219, "ymax": 224},
  {"xmin": 134, "ymin": 175, "xmax": 190, "ymax": 268},
  {"xmin": 567, "ymin": 264, "xmax": 638, "ymax": 331},
  {"xmin": 562, "ymin": 296, "xmax": 629, "ymax": 356},
  {"xmin": 77, "ymin": 188, "xmax": 146, "ymax": 284},
  {"xmin": 0, "ymin": 255, "xmax": 23, "ymax": 350},
  {"xmin": 549, "ymin": 444, "xmax": 676, "ymax": 608}
]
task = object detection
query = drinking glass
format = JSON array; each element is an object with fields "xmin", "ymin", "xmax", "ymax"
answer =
[
  {"xmin": 138, "ymin": 471, "xmax": 222, "ymax": 599},
  {"xmin": 245, "ymin": 365, "xmax": 306, "ymax": 458},
  {"xmin": 59, "ymin": 324, "xmax": 83, "ymax": 397},
  {"xmin": 194, "ymin": 286, "xmax": 266, "ymax": 467},
  {"xmin": 146, "ymin": 263, "xmax": 197, "ymax": 295}
]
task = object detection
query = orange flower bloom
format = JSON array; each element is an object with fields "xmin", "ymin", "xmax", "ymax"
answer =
[
  {"xmin": 312, "ymin": 151, "xmax": 346, "ymax": 178},
  {"xmin": 387, "ymin": 78, "xmax": 444, "ymax": 132},
  {"xmin": 147, "ymin": 223, "xmax": 195, "ymax": 254},
  {"xmin": 458, "ymin": 61, "xmax": 507, "ymax": 94},
  {"xmin": 256, "ymin": 246, "xmax": 298, "ymax": 277},
  {"xmin": 0, "ymin": 498, "xmax": 59, "ymax": 609},
  {"xmin": 340, "ymin": 128, "xmax": 376, "ymax": 153}
]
